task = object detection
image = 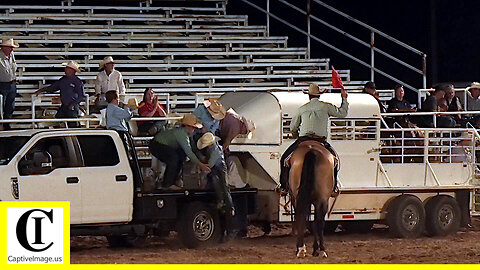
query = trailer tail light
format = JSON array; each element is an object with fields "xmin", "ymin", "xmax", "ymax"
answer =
[{"xmin": 342, "ymin": 214, "xmax": 354, "ymax": 219}]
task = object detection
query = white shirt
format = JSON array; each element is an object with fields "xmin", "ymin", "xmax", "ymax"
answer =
[
  {"xmin": 95, "ymin": 69, "xmax": 126, "ymax": 96},
  {"xmin": 466, "ymin": 92, "xmax": 480, "ymax": 111},
  {"xmin": 0, "ymin": 50, "xmax": 16, "ymax": 82}
]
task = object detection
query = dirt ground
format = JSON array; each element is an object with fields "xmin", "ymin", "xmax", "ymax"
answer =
[{"xmin": 71, "ymin": 217, "xmax": 480, "ymax": 264}]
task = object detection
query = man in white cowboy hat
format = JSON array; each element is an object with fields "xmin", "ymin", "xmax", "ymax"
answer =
[
  {"xmin": 36, "ymin": 60, "xmax": 85, "ymax": 127},
  {"xmin": 280, "ymin": 83, "xmax": 349, "ymax": 196},
  {"xmin": 197, "ymin": 132, "xmax": 235, "ymax": 233},
  {"xmin": 0, "ymin": 38, "xmax": 19, "ymax": 125},
  {"xmin": 464, "ymin": 82, "xmax": 480, "ymax": 128},
  {"xmin": 95, "ymin": 56, "xmax": 126, "ymax": 107},
  {"xmin": 149, "ymin": 113, "xmax": 211, "ymax": 190},
  {"xmin": 193, "ymin": 98, "xmax": 227, "ymax": 134}
]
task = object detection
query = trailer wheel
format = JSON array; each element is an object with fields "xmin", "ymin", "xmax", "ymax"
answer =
[
  {"xmin": 387, "ymin": 195, "xmax": 426, "ymax": 238},
  {"xmin": 106, "ymin": 235, "xmax": 147, "ymax": 248},
  {"xmin": 178, "ymin": 202, "xmax": 221, "ymax": 248},
  {"xmin": 425, "ymin": 195, "xmax": 461, "ymax": 236}
]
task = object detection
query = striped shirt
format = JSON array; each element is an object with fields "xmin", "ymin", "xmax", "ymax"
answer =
[{"xmin": 290, "ymin": 98, "xmax": 349, "ymax": 137}]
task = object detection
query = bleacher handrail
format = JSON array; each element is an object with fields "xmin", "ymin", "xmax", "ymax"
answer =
[{"xmin": 239, "ymin": 0, "xmax": 427, "ymax": 94}]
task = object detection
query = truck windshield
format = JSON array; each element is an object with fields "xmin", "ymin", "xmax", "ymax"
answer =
[{"xmin": 0, "ymin": 136, "xmax": 29, "ymax": 165}]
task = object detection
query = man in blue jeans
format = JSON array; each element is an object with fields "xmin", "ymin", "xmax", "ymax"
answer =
[{"xmin": 0, "ymin": 38, "xmax": 19, "ymax": 129}]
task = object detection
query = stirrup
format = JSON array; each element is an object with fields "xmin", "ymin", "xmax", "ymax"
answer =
[{"xmin": 331, "ymin": 185, "xmax": 340, "ymax": 197}]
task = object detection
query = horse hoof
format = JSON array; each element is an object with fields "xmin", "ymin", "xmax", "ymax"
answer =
[
  {"xmin": 296, "ymin": 246, "xmax": 307, "ymax": 258},
  {"xmin": 320, "ymin": 251, "xmax": 328, "ymax": 258}
]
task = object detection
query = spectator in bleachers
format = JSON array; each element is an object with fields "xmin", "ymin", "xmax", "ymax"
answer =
[
  {"xmin": 464, "ymin": 82, "xmax": 480, "ymax": 128},
  {"xmin": 386, "ymin": 84, "xmax": 418, "ymax": 128},
  {"xmin": 36, "ymin": 61, "xmax": 85, "ymax": 128},
  {"xmin": 137, "ymin": 87, "xmax": 167, "ymax": 135},
  {"xmin": 0, "ymin": 38, "xmax": 19, "ymax": 128},
  {"xmin": 105, "ymin": 90, "xmax": 133, "ymax": 132},
  {"xmin": 419, "ymin": 85, "xmax": 456, "ymax": 128},
  {"xmin": 95, "ymin": 56, "xmax": 126, "ymax": 108},
  {"xmin": 193, "ymin": 98, "xmax": 226, "ymax": 134},
  {"xmin": 466, "ymin": 82, "xmax": 480, "ymax": 111},
  {"xmin": 443, "ymin": 83, "xmax": 463, "ymax": 124},
  {"xmin": 148, "ymin": 113, "xmax": 211, "ymax": 190},
  {"xmin": 362, "ymin": 81, "xmax": 386, "ymax": 113}
]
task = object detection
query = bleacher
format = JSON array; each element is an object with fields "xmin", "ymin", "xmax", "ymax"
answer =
[{"xmin": 0, "ymin": 0, "xmax": 370, "ymax": 121}]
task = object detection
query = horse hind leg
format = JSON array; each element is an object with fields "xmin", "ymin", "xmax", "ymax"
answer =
[
  {"xmin": 295, "ymin": 212, "xmax": 308, "ymax": 258},
  {"xmin": 312, "ymin": 200, "xmax": 328, "ymax": 258}
]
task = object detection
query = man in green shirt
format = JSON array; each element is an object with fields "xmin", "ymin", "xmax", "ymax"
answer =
[
  {"xmin": 280, "ymin": 83, "xmax": 349, "ymax": 196},
  {"xmin": 149, "ymin": 113, "xmax": 211, "ymax": 190}
]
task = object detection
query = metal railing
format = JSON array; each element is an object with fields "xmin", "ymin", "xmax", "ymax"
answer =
[{"xmin": 239, "ymin": 0, "xmax": 427, "ymax": 92}]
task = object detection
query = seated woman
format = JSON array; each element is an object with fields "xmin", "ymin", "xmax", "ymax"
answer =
[{"xmin": 137, "ymin": 88, "xmax": 167, "ymax": 135}]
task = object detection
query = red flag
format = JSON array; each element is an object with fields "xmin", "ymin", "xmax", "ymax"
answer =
[{"xmin": 332, "ymin": 67, "xmax": 344, "ymax": 90}]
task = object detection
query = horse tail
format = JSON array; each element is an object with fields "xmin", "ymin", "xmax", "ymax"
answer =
[{"xmin": 296, "ymin": 150, "xmax": 316, "ymax": 216}]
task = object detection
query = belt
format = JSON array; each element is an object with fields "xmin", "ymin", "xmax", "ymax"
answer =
[
  {"xmin": 0, "ymin": 80, "xmax": 15, "ymax": 85},
  {"xmin": 303, "ymin": 133, "xmax": 326, "ymax": 140}
]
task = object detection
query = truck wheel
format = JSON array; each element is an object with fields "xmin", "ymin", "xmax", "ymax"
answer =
[
  {"xmin": 387, "ymin": 195, "xmax": 426, "ymax": 238},
  {"xmin": 342, "ymin": 221, "xmax": 374, "ymax": 234},
  {"xmin": 178, "ymin": 203, "xmax": 221, "ymax": 248},
  {"xmin": 425, "ymin": 196, "xmax": 461, "ymax": 236},
  {"xmin": 106, "ymin": 235, "xmax": 147, "ymax": 248}
]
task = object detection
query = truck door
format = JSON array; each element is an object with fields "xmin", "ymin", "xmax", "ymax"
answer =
[
  {"xmin": 16, "ymin": 136, "xmax": 82, "ymax": 224},
  {"xmin": 76, "ymin": 134, "xmax": 133, "ymax": 224}
]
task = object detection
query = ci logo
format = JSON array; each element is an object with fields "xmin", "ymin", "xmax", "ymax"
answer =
[{"xmin": 15, "ymin": 209, "xmax": 54, "ymax": 252}]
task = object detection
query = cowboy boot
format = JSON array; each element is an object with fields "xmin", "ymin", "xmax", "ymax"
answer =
[{"xmin": 332, "ymin": 165, "xmax": 340, "ymax": 197}]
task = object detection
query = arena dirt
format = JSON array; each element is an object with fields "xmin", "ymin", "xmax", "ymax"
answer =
[{"xmin": 71, "ymin": 217, "xmax": 480, "ymax": 264}]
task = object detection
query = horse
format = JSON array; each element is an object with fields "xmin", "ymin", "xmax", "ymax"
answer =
[{"xmin": 287, "ymin": 140, "xmax": 335, "ymax": 258}]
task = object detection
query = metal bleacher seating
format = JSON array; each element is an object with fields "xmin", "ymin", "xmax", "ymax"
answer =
[{"xmin": 0, "ymin": 0, "xmax": 369, "ymax": 122}]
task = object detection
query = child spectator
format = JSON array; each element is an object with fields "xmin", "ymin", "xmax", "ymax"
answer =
[{"xmin": 105, "ymin": 90, "xmax": 133, "ymax": 132}]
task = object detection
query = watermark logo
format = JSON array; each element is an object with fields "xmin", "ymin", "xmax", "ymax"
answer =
[{"xmin": 1, "ymin": 202, "xmax": 70, "ymax": 265}]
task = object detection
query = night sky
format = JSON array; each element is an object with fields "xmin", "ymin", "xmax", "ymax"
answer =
[{"xmin": 228, "ymin": 0, "xmax": 480, "ymax": 92}]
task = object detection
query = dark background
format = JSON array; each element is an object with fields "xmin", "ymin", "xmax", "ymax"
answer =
[{"xmin": 227, "ymin": 0, "xmax": 480, "ymax": 93}]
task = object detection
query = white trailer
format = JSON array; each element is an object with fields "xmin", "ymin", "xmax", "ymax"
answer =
[{"xmin": 220, "ymin": 91, "xmax": 479, "ymax": 237}]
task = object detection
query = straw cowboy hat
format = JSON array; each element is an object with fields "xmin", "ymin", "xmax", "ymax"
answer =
[
  {"xmin": 127, "ymin": 97, "xmax": 139, "ymax": 109},
  {"xmin": 303, "ymin": 83, "xmax": 328, "ymax": 96},
  {"xmin": 204, "ymin": 98, "xmax": 227, "ymax": 120},
  {"xmin": 467, "ymin": 82, "xmax": 480, "ymax": 91},
  {"xmin": 180, "ymin": 113, "xmax": 203, "ymax": 129},
  {"xmin": 61, "ymin": 60, "xmax": 81, "ymax": 73},
  {"xmin": 197, "ymin": 132, "xmax": 217, "ymax": 150},
  {"xmin": 99, "ymin": 56, "xmax": 115, "ymax": 70},
  {"xmin": 1, "ymin": 38, "xmax": 19, "ymax": 48}
]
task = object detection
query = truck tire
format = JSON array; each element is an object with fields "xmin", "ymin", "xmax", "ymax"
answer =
[
  {"xmin": 425, "ymin": 195, "xmax": 461, "ymax": 236},
  {"xmin": 178, "ymin": 202, "xmax": 221, "ymax": 248},
  {"xmin": 106, "ymin": 235, "xmax": 147, "ymax": 248},
  {"xmin": 387, "ymin": 195, "xmax": 425, "ymax": 238}
]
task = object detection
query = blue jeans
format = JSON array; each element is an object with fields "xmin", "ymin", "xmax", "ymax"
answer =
[{"xmin": 0, "ymin": 83, "xmax": 16, "ymax": 119}]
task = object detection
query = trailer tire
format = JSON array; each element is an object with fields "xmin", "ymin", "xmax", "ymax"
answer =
[
  {"xmin": 387, "ymin": 195, "xmax": 425, "ymax": 238},
  {"xmin": 106, "ymin": 235, "xmax": 147, "ymax": 248},
  {"xmin": 425, "ymin": 195, "xmax": 461, "ymax": 236},
  {"xmin": 178, "ymin": 202, "xmax": 221, "ymax": 248}
]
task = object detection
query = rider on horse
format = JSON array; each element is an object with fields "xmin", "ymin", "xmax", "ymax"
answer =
[{"xmin": 280, "ymin": 83, "xmax": 349, "ymax": 196}]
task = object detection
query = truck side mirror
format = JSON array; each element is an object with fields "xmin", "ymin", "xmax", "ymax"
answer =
[{"xmin": 32, "ymin": 151, "xmax": 53, "ymax": 173}]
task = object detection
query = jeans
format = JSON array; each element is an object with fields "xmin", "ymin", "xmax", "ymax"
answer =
[
  {"xmin": 148, "ymin": 141, "xmax": 186, "ymax": 187},
  {"xmin": 0, "ymin": 83, "xmax": 16, "ymax": 119},
  {"xmin": 56, "ymin": 105, "xmax": 80, "ymax": 128}
]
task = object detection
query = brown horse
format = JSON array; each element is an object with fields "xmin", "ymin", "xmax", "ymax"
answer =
[{"xmin": 287, "ymin": 140, "xmax": 335, "ymax": 258}]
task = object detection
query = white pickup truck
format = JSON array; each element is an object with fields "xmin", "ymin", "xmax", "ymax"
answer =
[{"xmin": 0, "ymin": 128, "xmax": 256, "ymax": 248}]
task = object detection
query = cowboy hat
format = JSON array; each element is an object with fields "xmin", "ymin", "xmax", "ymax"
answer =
[
  {"xmin": 1, "ymin": 38, "xmax": 19, "ymax": 48},
  {"xmin": 203, "ymin": 98, "xmax": 226, "ymax": 120},
  {"xmin": 302, "ymin": 83, "xmax": 328, "ymax": 96},
  {"xmin": 127, "ymin": 97, "xmax": 139, "ymax": 109},
  {"xmin": 61, "ymin": 60, "xmax": 81, "ymax": 73},
  {"xmin": 467, "ymin": 82, "xmax": 480, "ymax": 91},
  {"xmin": 180, "ymin": 113, "xmax": 203, "ymax": 129},
  {"xmin": 197, "ymin": 132, "xmax": 217, "ymax": 150},
  {"xmin": 99, "ymin": 56, "xmax": 115, "ymax": 70}
]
